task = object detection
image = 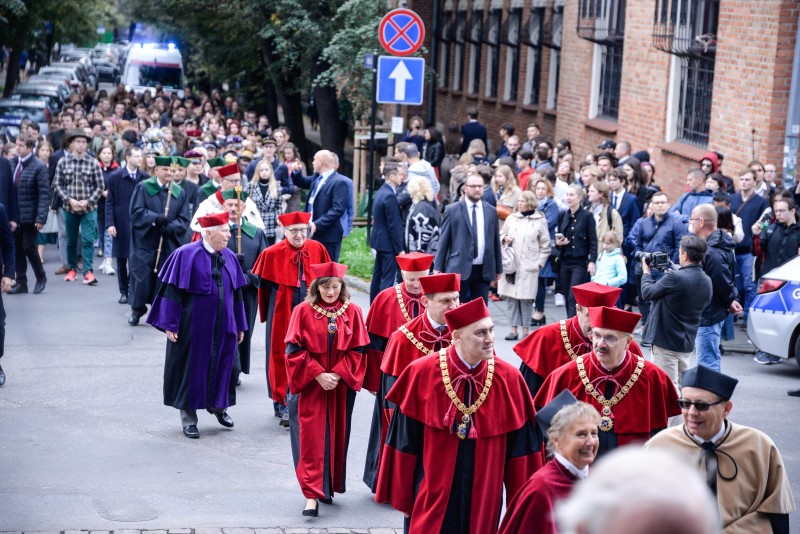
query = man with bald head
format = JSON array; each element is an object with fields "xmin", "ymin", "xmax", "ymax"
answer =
[
  {"xmin": 688, "ymin": 203, "xmax": 741, "ymax": 371},
  {"xmin": 289, "ymin": 149, "xmax": 350, "ymax": 260}
]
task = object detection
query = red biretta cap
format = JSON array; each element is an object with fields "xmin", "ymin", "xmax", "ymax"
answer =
[
  {"xmin": 572, "ymin": 282, "xmax": 622, "ymax": 308},
  {"xmin": 185, "ymin": 129, "xmax": 202, "ymax": 138},
  {"xmin": 420, "ymin": 273, "xmax": 460, "ymax": 295},
  {"xmin": 217, "ymin": 163, "xmax": 240, "ymax": 178},
  {"xmin": 396, "ymin": 252, "xmax": 434, "ymax": 272},
  {"xmin": 278, "ymin": 211, "xmax": 312, "ymax": 227},
  {"xmin": 311, "ymin": 262, "xmax": 348, "ymax": 279},
  {"xmin": 197, "ymin": 212, "xmax": 229, "ymax": 228},
  {"xmin": 444, "ymin": 297, "xmax": 490, "ymax": 332},
  {"xmin": 588, "ymin": 306, "xmax": 641, "ymax": 334}
]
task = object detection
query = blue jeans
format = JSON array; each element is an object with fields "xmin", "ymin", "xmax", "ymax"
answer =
[
  {"xmin": 735, "ymin": 253, "xmax": 755, "ymax": 319},
  {"xmin": 721, "ymin": 313, "xmax": 734, "ymax": 341},
  {"xmin": 696, "ymin": 320, "xmax": 724, "ymax": 371},
  {"xmin": 63, "ymin": 210, "xmax": 98, "ymax": 274}
]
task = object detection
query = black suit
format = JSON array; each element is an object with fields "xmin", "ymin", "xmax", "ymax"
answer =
[
  {"xmin": 291, "ymin": 169, "xmax": 349, "ymax": 261},
  {"xmin": 460, "ymin": 120, "xmax": 488, "ymax": 155},
  {"xmin": 0, "ymin": 158, "xmax": 20, "ymax": 225},
  {"xmin": 10, "ymin": 155, "xmax": 50, "ymax": 287},
  {"xmin": 369, "ymin": 182, "xmax": 405, "ymax": 301},
  {"xmin": 434, "ymin": 199, "xmax": 502, "ymax": 303},
  {"xmin": 106, "ymin": 167, "xmax": 148, "ymax": 297},
  {"xmin": 0, "ymin": 203, "xmax": 15, "ymax": 359}
]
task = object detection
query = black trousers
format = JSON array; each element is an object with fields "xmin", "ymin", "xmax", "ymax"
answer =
[
  {"xmin": 116, "ymin": 257, "xmax": 129, "ymax": 296},
  {"xmin": 14, "ymin": 223, "xmax": 45, "ymax": 285},
  {"xmin": 370, "ymin": 251, "xmax": 398, "ymax": 302},
  {"xmin": 559, "ymin": 257, "xmax": 589, "ymax": 318},
  {"xmin": 0, "ymin": 291, "xmax": 5, "ymax": 358},
  {"xmin": 459, "ymin": 264, "xmax": 491, "ymax": 304}
]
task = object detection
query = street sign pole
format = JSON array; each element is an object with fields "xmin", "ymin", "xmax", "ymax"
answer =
[{"xmin": 366, "ymin": 50, "xmax": 378, "ymax": 243}]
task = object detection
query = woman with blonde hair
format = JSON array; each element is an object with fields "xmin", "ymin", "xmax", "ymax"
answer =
[
  {"xmin": 586, "ymin": 180, "xmax": 623, "ymax": 245},
  {"xmin": 245, "ymin": 158, "xmax": 283, "ymax": 245},
  {"xmin": 466, "ymin": 138, "xmax": 490, "ymax": 166},
  {"xmin": 492, "ymin": 164, "xmax": 522, "ymax": 219},
  {"xmin": 499, "ymin": 191, "xmax": 551, "ymax": 340},
  {"xmin": 404, "ymin": 175, "xmax": 440, "ymax": 253}
]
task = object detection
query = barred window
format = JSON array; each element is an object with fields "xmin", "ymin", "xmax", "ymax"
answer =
[
  {"xmin": 501, "ymin": 7, "xmax": 523, "ymax": 102},
  {"xmin": 523, "ymin": 2, "xmax": 545, "ymax": 107},
  {"xmin": 436, "ymin": 1, "xmax": 455, "ymax": 89},
  {"xmin": 577, "ymin": 0, "xmax": 626, "ymax": 120},
  {"xmin": 453, "ymin": 0, "xmax": 468, "ymax": 92},
  {"xmin": 466, "ymin": 6, "xmax": 484, "ymax": 94},
  {"xmin": 543, "ymin": 0, "xmax": 563, "ymax": 109},
  {"xmin": 484, "ymin": 9, "xmax": 502, "ymax": 98}
]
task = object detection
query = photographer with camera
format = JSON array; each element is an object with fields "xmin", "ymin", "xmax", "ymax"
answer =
[
  {"xmin": 625, "ymin": 191, "xmax": 687, "ymax": 335},
  {"xmin": 641, "ymin": 235, "xmax": 712, "ymax": 392},
  {"xmin": 689, "ymin": 204, "xmax": 742, "ymax": 372}
]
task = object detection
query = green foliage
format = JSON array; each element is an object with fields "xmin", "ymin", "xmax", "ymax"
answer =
[{"xmin": 339, "ymin": 227, "xmax": 373, "ymax": 280}]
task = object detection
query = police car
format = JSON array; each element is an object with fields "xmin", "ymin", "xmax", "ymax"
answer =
[{"xmin": 747, "ymin": 256, "xmax": 800, "ymax": 364}]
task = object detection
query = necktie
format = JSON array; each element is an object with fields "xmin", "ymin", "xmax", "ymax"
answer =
[
  {"xmin": 14, "ymin": 163, "xmax": 22, "ymax": 187},
  {"xmin": 471, "ymin": 203, "xmax": 479, "ymax": 259},
  {"xmin": 701, "ymin": 441, "xmax": 718, "ymax": 496},
  {"xmin": 612, "ymin": 193, "xmax": 617, "ymax": 209}
]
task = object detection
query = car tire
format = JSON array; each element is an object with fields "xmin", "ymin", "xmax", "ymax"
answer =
[{"xmin": 795, "ymin": 334, "xmax": 800, "ymax": 369}]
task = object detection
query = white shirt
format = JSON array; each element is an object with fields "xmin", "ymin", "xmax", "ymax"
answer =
[
  {"xmin": 309, "ymin": 169, "xmax": 334, "ymax": 212},
  {"xmin": 692, "ymin": 421, "xmax": 727, "ymax": 445},
  {"xmin": 468, "ymin": 199, "xmax": 485, "ymax": 265},
  {"xmin": 555, "ymin": 453, "xmax": 589, "ymax": 479},
  {"xmin": 428, "ymin": 312, "xmax": 446, "ymax": 331},
  {"xmin": 454, "ymin": 345, "xmax": 478, "ymax": 370}
]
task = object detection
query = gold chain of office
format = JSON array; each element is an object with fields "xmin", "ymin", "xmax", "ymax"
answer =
[
  {"xmin": 576, "ymin": 354, "xmax": 645, "ymax": 432},
  {"xmin": 310, "ymin": 300, "xmax": 350, "ymax": 334},
  {"xmin": 560, "ymin": 319, "xmax": 580, "ymax": 361},
  {"xmin": 395, "ymin": 284, "xmax": 412, "ymax": 322},
  {"xmin": 439, "ymin": 348, "xmax": 494, "ymax": 440},
  {"xmin": 400, "ymin": 325, "xmax": 447, "ymax": 356}
]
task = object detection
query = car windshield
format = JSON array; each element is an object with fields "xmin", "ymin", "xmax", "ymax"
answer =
[
  {"xmin": 124, "ymin": 64, "xmax": 182, "ymax": 89},
  {"xmin": 0, "ymin": 104, "xmax": 45, "ymax": 122}
]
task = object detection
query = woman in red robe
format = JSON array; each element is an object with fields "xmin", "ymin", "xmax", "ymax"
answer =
[
  {"xmin": 284, "ymin": 261, "xmax": 369, "ymax": 517},
  {"xmin": 498, "ymin": 401, "xmax": 601, "ymax": 534}
]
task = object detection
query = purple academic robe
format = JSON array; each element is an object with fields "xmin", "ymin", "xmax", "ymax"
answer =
[{"xmin": 148, "ymin": 240, "xmax": 249, "ymax": 410}]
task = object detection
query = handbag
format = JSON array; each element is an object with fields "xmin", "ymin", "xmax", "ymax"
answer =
[
  {"xmin": 496, "ymin": 204, "xmax": 513, "ymax": 220},
  {"xmin": 502, "ymin": 243, "xmax": 516, "ymax": 274},
  {"xmin": 41, "ymin": 210, "xmax": 58, "ymax": 234}
]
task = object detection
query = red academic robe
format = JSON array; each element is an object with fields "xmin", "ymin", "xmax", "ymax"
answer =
[
  {"xmin": 513, "ymin": 316, "xmax": 644, "ymax": 399},
  {"xmin": 252, "ymin": 239, "xmax": 330, "ymax": 404},
  {"xmin": 363, "ymin": 282, "xmax": 423, "ymax": 393},
  {"xmin": 363, "ymin": 312, "xmax": 451, "ymax": 492},
  {"xmin": 534, "ymin": 351, "xmax": 680, "ymax": 455},
  {"xmin": 284, "ymin": 299, "xmax": 369, "ymax": 499},
  {"xmin": 497, "ymin": 458, "xmax": 578, "ymax": 534},
  {"xmin": 376, "ymin": 346, "xmax": 544, "ymax": 534}
]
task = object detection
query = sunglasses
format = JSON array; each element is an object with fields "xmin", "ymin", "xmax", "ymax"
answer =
[{"xmin": 677, "ymin": 399, "xmax": 725, "ymax": 412}]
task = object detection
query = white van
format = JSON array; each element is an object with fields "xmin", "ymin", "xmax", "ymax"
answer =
[{"xmin": 122, "ymin": 43, "xmax": 184, "ymax": 98}]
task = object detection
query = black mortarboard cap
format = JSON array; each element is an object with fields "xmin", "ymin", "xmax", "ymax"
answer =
[
  {"xmin": 682, "ymin": 365, "xmax": 738, "ymax": 400},
  {"xmin": 536, "ymin": 389, "xmax": 579, "ymax": 435}
]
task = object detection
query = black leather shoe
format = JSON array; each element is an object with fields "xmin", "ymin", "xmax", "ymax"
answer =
[
  {"xmin": 33, "ymin": 278, "xmax": 46, "ymax": 294},
  {"xmin": 319, "ymin": 497, "xmax": 333, "ymax": 504},
  {"xmin": 0, "ymin": 363, "xmax": 5, "ymax": 386},
  {"xmin": 208, "ymin": 409, "xmax": 234, "ymax": 428},
  {"xmin": 118, "ymin": 294, "xmax": 128, "ymax": 304},
  {"xmin": 8, "ymin": 284, "xmax": 27, "ymax": 294},
  {"xmin": 530, "ymin": 315, "xmax": 546, "ymax": 327},
  {"xmin": 302, "ymin": 501, "xmax": 319, "ymax": 517},
  {"xmin": 128, "ymin": 313, "xmax": 140, "ymax": 326},
  {"xmin": 788, "ymin": 389, "xmax": 800, "ymax": 397},
  {"xmin": 183, "ymin": 425, "xmax": 199, "ymax": 438},
  {"xmin": 280, "ymin": 411, "xmax": 290, "ymax": 427}
]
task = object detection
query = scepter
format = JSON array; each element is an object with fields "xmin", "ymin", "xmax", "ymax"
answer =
[
  {"xmin": 235, "ymin": 185, "xmax": 243, "ymax": 254},
  {"xmin": 154, "ymin": 178, "xmax": 174, "ymax": 274}
]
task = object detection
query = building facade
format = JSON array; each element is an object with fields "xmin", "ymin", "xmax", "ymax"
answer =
[{"xmin": 407, "ymin": 0, "xmax": 799, "ymax": 200}]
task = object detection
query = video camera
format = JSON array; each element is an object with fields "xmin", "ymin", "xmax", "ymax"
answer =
[{"xmin": 634, "ymin": 250, "xmax": 671, "ymax": 271}]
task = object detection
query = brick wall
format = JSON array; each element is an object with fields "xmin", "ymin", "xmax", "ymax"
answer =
[{"xmin": 404, "ymin": 0, "xmax": 797, "ymax": 201}]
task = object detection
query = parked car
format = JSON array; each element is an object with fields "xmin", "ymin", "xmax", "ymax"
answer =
[
  {"xmin": 11, "ymin": 84, "xmax": 65, "ymax": 115},
  {"xmin": 0, "ymin": 99, "xmax": 52, "ymax": 137},
  {"xmin": 93, "ymin": 59, "xmax": 120, "ymax": 84},
  {"xmin": 37, "ymin": 66, "xmax": 83, "ymax": 89},
  {"xmin": 26, "ymin": 74, "xmax": 74, "ymax": 97},
  {"xmin": 748, "ymin": 256, "xmax": 800, "ymax": 365},
  {"xmin": 47, "ymin": 61, "xmax": 96, "ymax": 89}
]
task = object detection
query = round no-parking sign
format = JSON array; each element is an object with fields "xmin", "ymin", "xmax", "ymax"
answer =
[{"xmin": 379, "ymin": 8, "xmax": 426, "ymax": 57}]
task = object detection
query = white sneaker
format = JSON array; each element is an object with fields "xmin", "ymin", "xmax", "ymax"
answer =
[
  {"xmin": 554, "ymin": 293, "xmax": 566, "ymax": 306},
  {"xmin": 97, "ymin": 261, "xmax": 106, "ymax": 274},
  {"xmin": 104, "ymin": 258, "xmax": 116, "ymax": 275}
]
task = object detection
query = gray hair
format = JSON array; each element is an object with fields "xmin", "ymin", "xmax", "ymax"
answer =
[
  {"xmin": 556, "ymin": 447, "xmax": 719, "ymax": 534},
  {"xmin": 397, "ymin": 141, "xmax": 420, "ymax": 159},
  {"xmin": 546, "ymin": 402, "xmax": 600, "ymax": 456}
]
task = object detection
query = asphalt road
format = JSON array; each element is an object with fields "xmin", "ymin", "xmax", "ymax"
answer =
[{"xmin": 1, "ymin": 249, "xmax": 799, "ymax": 531}]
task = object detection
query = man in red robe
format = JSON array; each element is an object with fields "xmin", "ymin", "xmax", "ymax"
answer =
[
  {"xmin": 513, "ymin": 281, "xmax": 643, "ymax": 399},
  {"xmin": 535, "ymin": 306, "xmax": 680, "ymax": 457},
  {"xmin": 363, "ymin": 272, "xmax": 460, "ymax": 492},
  {"xmin": 251, "ymin": 211, "xmax": 330, "ymax": 426},
  {"xmin": 363, "ymin": 251, "xmax": 433, "ymax": 393},
  {"xmin": 376, "ymin": 298, "xmax": 544, "ymax": 534}
]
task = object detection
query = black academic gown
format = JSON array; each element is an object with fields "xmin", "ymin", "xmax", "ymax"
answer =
[
  {"xmin": 225, "ymin": 218, "xmax": 268, "ymax": 376},
  {"xmin": 128, "ymin": 178, "xmax": 191, "ymax": 314}
]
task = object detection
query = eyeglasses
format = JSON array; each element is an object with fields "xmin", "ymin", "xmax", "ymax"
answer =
[
  {"xmin": 689, "ymin": 217, "xmax": 703, "ymax": 223},
  {"xmin": 465, "ymin": 184, "xmax": 484, "ymax": 189},
  {"xmin": 677, "ymin": 399, "xmax": 725, "ymax": 412},
  {"xmin": 285, "ymin": 227, "xmax": 308, "ymax": 235},
  {"xmin": 590, "ymin": 332, "xmax": 621, "ymax": 346},
  {"xmin": 773, "ymin": 209, "xmax": 789, "ymax": 213}
]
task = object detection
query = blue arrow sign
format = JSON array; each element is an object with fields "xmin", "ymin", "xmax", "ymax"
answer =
[{"xmin": 377, "ymin": 56, "xmax": 425, "ymax": 105}]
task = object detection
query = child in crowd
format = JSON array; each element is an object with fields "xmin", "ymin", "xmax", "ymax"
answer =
[{"xmin": 592, "ymin": 231, "xmax": 627, "ymax": 289}]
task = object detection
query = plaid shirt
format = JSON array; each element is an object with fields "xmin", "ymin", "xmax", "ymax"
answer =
[{"xmin": 55, "ymin": 151, "xmax": 105, "ymax": 214}]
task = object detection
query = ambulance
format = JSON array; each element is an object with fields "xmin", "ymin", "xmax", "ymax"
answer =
[{"xmin": 122, "ymin": 42, "xmax": 184, "ymax": 98}]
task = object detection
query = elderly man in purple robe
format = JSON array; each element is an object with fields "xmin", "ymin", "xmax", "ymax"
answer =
[{"xmin": 147, "ymin": 211, "xmax": 248, "ymax": 439}]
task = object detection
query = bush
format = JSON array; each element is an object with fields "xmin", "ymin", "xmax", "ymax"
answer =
[{"xmin": 339, "ymin": 227, "xmax": 373, "ymax": 280}]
